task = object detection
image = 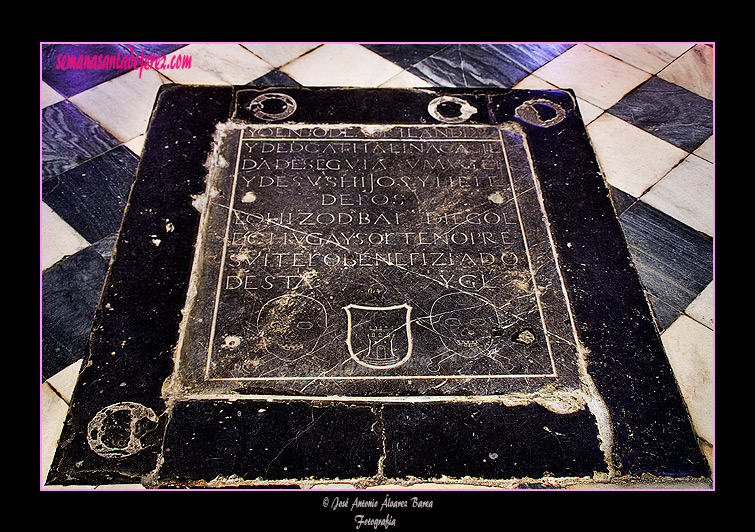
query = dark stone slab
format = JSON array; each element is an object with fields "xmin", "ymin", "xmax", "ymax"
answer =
[{"xmin": 46, "ymin": 86, "xmax": 709, "ymax": 488}]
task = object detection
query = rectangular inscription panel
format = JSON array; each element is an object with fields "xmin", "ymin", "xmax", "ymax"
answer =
[{"xmin": 172, "ymin": 123, "xmax": 581, "ymax": 399}]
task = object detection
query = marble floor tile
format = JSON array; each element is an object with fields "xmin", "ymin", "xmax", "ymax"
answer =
[
  {"xmin": 685, "ymin": 282, "xmax": 714, "ymax": 330},
  {"xmin": 694, "ymin": 136, "xmax": 714, "ymax": 163},
  {"xmin": 607, "ymin": 76, "xmax": 713, "ymax": 152},
  {"xmin": 124, "ymin": 134, "xmax": 146, "ymax": 157},
  {"xmin": 532, "ymin": 44, "xmax": 651, "ymax": 109},
  {"xmin": 362, "ymin": 44, "xmax": 450, "ymax": 69},
  {"xmin": 280, "ymin": 44, "xmax": 405, "ymax": 87},
  {"xmin": 658, "ymin": 44, "xmax": 714, "ymax": 100},
  {"xmin": 41, "ymin": 43, "xmax": 132, "ymax": 98},
  {"xmin": 646, "ymin": 293, "xmax": 683, "ymax": 332},
  {"xmin": 41, "ymin": 246, "xmax": 109, "ymax": 380},
  {"xmin": 241, "ymin": 43, "xmax": 321, "ymax": 68},
  {"xmin": 641, "ymin": 154, "xmax": 714, "ymax": 237},
  {"xmin": 46, "ymin": 360, "xmax": 83, "ymax": 404},
  {"xmin": 41, "ymin": 202, "xmax": 89, "ymax": 271},
  {"xmin": 608, "ymin": 185, "xmax": 638, "ymax": 216},
  {"xmin": 248, "ymin": 69, "xmax": 301, "ymax": 87},
  {"xmin": 41, "ymin": 82, "xmax": 64, "ymax": 108},
  {"xmin": 407, "ymin": 44, "xmax": 530, "ymax": 87},
  {"xmin": 661, "ymin": 314, "xmax": 714, "ymax": 444},
  {"xmin": 69, "ymin": 68, "xmax": 166, "ymax": 143},
  {"xmin": 587, "ymin": 113, "xmax": 687, "ymax": 197},
  {"xmin": 486, "ymin": 43, "xmax": 575, "ymax": 72},
  {"xmin": 620, "ymin": 200, "xmax": 713, "ymax": 314},
  {"xmin": 41, "ymin": 383, "xmax": 71, "ymax": 483},
  {"xmin": 588, "ymin": 43, "xmax": 694, "ymax": 74},
  {"xmin": 379, "ymin": 69, "xmax": 434, "ymax": 88},
  {"xmin": 159, "ymin": 43, "xmax": 273, "ymax": 85},
  {"xmin": 42, "ymin": 100, "xmax": 120, "ymax": 179},
  {"xmin": 42, "ymin": 145, "xmax": 139, "ymax": 244}
]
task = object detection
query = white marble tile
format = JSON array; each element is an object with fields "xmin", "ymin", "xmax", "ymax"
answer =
[
  {"xmin": 588, "ymin": 43, "xmax": 694, "ymax": 74},
  {"xmin": 685, "ymin": 282, "xmax": 714, "ymax": 330},
  {"xmin": 658, "ymin": 44, "xmax": 714, "ymax": 100},
  {"xmin": 694, "ymin": 135, "xmax": 714, "ymax": 163},
  {"xmin": 41, "ymin": 202, "xmax": 89, "ymax": 270},
  {"xmin": 124, "ymin": 134, "xmax": 146, "ymax": 157},
  {"xmin": 661, "ymin": 315, "xmax": 714, "ymax": 444},
  {"xmin": 532, "ymin": 44, "xmax": 651, "ymax": 109},
  {"xmin": 47, "ymin": 359, "xmax": 82, "ymax": 404},
  {"xmin": 241, "ymin": 43, "xmax": 321, "ymax": 68},
  {"xmin": 642, "ymin": 154, "xmax": 714, "ymax": 237},
  {"xmin": 280, "ymin": 44, "xmax": 404, "ymax": 87},
  {"xmin": 41, "ymin": 82, "xmax": 64, "ymax": 108},
  {"xmin": 41, "ymin": 383, "xmax": 70, "ymax": 484},
  {"xmin": 160, "ymin": 43, "xmax": 273, "ymax": 85},
  {"xmin": 379, "ymin": 69, "xmax": 433, "ymax": 88},
  {"xmin": 586, "ymin": 113, "xmax": 687, "ymax": 197},
  {"xmin": 69, "ymin": 68, "xmax": 165, "ymax": 143}
]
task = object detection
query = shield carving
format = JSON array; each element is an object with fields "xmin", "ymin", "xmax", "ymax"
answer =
[{"xmin": 344, "ymin": 303, "xmax": 413, "ymax": 369}]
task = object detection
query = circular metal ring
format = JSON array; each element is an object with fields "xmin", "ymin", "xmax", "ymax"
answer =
[
  {"xmin": 248, "ymin": 93, "xmax": 297, "ymax": 121},
  {"xmin": 514, "ymin": 98, "xmax": 567, "ymax": 128},
  {"xmin": 427, "ymin": 96, "xmax": 477, "ymax": 123}
]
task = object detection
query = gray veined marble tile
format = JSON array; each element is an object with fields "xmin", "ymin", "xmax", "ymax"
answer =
[
  {"xmin": 620, "ymin": 200, "xmax": 713, "ymax": 313},
  {"xmin": 42, "ymin": 145, "xmax": 139, "ymax": 244},
  {"xmin": 42, "ymin": 100, "xmax": 120, "ymax": 180},
  {"xmin": 608, "ymin": 76, "xmax": 713, "ymax": 153},
  {"xmin": 408, "ymin": 45, "xmax": 530, "ymax": 88},
  {"xmin": 41, "ymin": 246, "xmax": 109, "ymax": 380},
  {"xmin": 486, "ymin": 43, "xmax": 575, "ymax": 72},
  {"xmin": 362, "ymin": 44, "xmax": 451, "ymax": 69}
]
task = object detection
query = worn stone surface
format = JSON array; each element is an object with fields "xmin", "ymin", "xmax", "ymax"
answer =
[{"xmin": 46, "ymin": 86, "xmax": 710, "ymax": 488}]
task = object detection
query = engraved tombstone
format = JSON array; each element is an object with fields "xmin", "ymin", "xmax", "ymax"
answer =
[{"xmin": 46, "ymin": 87, "xmax": 710, "ymax": 488}]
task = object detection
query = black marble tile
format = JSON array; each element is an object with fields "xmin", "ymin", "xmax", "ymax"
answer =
[
  {"xmin": 90, "ymin": 234, "xmax": 118, "ymax": 262},
  {"xmin": 609, "ymin": 185, "xmax": 637, "ymax": 216},
  {"xmin": 647, "ymin": 293, "xmax": 682, "ymax": 332},
  {"xmin": 362, "ymin": 44, "xmax": 451, "ymax": 68},
  {"xmin": 42, "ymin": 100, "xmax": 120, "ymax": 180},
  {"xmin": 249, "ymin": 69, "xmax": 301, "ymax": 87},
  {"xmin": 42, "ymin": 43, "xmax": 132, "ymax": 98},
  {"xmin": 408, "ymin": 45, "xmax": 530, "ymax": 87},
  {"xmin": 608, "ymin": 76, "xmax": 713, "ymax": 152},
  {"xmin": 620, "ymin": 200, "xmax": 713, "ymax": 313},
  {"xmin": 42, "ymin": 145, "xmax": 139, "ymax": 244},
  {"xmin": 42, "ymin": 246, "xmax": 108, "ymax": 380}
]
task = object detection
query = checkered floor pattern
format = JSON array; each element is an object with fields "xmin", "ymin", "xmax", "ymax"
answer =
[{"xmin": 40, "ymin": 43, "xmax": 714, "ymax": 484}]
